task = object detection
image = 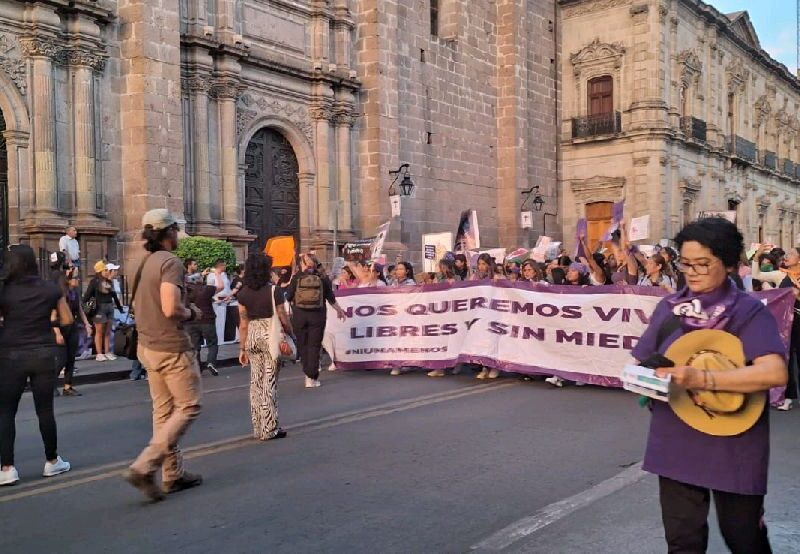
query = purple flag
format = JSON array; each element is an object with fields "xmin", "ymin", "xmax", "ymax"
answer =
[
  {"xmin": 575, "ymin": 218, "xmax": 588, "ymax": 260},
  {"xmin": 602, "ymin": 200, "xmax": 625, "ymax": 241}
]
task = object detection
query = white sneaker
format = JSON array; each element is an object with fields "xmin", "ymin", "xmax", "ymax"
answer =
[
  {"xmin": 96, "ymin": 354, "xmax": 107, "ymax": 362},
  {"xmin": 0, "ymin": 466, "xmax": 19, "ymax": 486},
  {"xmin": 777, "ymin": 399, "xmax": 793, "ymax": 411},
  {"xmin": 487, "ymin": 369, "xmax": 500, "ymax": 379},
  {"xmin": 427, "ymin": 369, "xmax": 445, "ymax": 378},
  {"xmin": 304, "ymin": 377, "xmax": 321, "ymax": 388},
  {"xmin": 43, "ymin": 456, "xmax": 71, "ymax": 477},
  {"xmin": 390, "ymin": 368, "xmax": 402, "ymax": 376},
  {"xmin": 476, "ymin": 369, "xmax": 489, "ymax": 379},
  {"xmin": 105, "ymin": 353, "xmax": 118, "ymax": 361},
  {"xmin": 545, "ymin": 376, "xmax": 564, "ymax": 388},
  {"xmin": 77, "ymin": 350, "xmax": 92, "ymax": 361}
]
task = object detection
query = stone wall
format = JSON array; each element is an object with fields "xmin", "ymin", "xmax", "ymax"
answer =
[
  {"xmin": 355, "ymin": 0, "xmax": 559, "ymax": 266},
  {"xmin": 560, "ymin": 0, "xmax": 800, "ymax": 250}
]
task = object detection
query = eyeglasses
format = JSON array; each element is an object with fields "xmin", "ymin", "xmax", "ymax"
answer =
[{"xmin": 676, "ymin": 260, "xmax": 717, "ymax": 275}]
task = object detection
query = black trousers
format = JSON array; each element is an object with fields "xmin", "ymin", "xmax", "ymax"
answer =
[
  {"xmin": 62, "ymin": 324, "xmax": 81, "ymax": 387},
  {"xmin": 659, "ymin": 476, "xmax": 771, "ymax": 554},
  {"xmin": 292, "ymin": 308, "xmax": 327, "ymax": 380},
  {"xmin": 187, "ymin": 322, "xmax": 219, "ymax": 366},
  {"xmin": 0, "ymin": 347, "xmax": 63, "ymax": 466}
]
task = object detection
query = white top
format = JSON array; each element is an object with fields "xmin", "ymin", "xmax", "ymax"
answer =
[
  {"xmin": 638, "ymin": 273, "xmax": 675, "ymax": 290},
  {"xmin": 59, "ymin": 235, "xmax": 80, "ymax": 262},
  {"xmin": 357, "ymin": 281, "xmax": 387, "ymax": 289},
  {"xmin": 750, "ymin": 260, "xmax": 785, "ymax": 287},
  {"xmin": 207, "ymin": 271, "xmax": 231, "ymax": 302}
]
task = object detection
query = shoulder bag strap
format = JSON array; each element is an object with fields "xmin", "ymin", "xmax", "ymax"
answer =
[{"xmin": 126, "ymin": 253, "xmax": 152, "ymax": 321}]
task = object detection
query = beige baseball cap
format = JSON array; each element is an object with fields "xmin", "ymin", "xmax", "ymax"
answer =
[{"xmin": 142, "ymin": 208, "xmax": 178, "ymax": 230}]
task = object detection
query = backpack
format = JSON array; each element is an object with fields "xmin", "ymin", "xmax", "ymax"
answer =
[{"xmin": 294, "ymin": 273, "xmax": 324, "ymax": 309}]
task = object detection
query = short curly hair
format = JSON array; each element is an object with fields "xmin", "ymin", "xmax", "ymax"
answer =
[{"xmin": 674, "ymin": 217, "xmax": 743, "ymax": 268}]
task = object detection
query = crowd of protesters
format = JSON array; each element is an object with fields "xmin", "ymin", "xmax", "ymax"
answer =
[{"xmin": 1, "ymin": 212, "xmax": 797, "ymax": 531}]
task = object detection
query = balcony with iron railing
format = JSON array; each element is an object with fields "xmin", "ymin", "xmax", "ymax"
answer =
[
  {"xmin": 679, "ymin": 116, "xmax": 707, "ymax": 142},
  {"xmin": 571, "ymin": 111, "xmax": 622, "ymax": 139},
  {"xmin": 726, "ymin": 135, "xmax": 758, "ymax": 164}
]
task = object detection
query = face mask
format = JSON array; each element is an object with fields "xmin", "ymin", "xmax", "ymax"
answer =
[{"xmin": 760, "ymin": 264, "xmax": 774, "ymax": 272}]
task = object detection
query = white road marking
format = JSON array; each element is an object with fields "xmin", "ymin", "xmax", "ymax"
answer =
[
  {"xmin": 0, "ymin": 381, "xmax": 516, "ymax": 503},
  {"xmin": 471, "ymin": 462, "xmax": 647, "ymax": 551}
]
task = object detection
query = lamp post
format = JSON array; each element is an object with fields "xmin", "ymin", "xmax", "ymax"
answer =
[
  {"xmin": 388, "ymin": 164, "xmax": 415, "ymax": 197},
  {"xmin": 522, "ymin": 185, "xmax": 556, "ymax": 241},
  {"xmin": 388, "ymin": 164, "xmax": 415, "ymax": 219}
]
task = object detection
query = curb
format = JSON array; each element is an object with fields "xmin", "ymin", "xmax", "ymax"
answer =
[{"xmin": 61, "ymin": 356, "xmax": 242, "ymax": 387}]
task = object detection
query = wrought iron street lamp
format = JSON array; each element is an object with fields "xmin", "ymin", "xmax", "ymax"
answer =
[{"xmin": 389, "ymin": 164, "xmax": 415, "ymax": 197}]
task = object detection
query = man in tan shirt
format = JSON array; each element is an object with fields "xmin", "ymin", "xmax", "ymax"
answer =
[{"xmin": 123, "ymin": 209, "xmax": 203, "ymax": 502}]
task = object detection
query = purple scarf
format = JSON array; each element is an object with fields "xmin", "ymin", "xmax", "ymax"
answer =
[{"xmin": 665, "ymin": 278, "xmax": 740, "ymax": 331}]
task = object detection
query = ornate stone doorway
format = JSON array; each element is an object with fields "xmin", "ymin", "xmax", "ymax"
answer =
[
  {"xmin": 0, "ymin": 110, "xmax": 7, "ymax": 254},
  {"xmin": 244, "ymin": 128, "xmax": 300, "ymax": 253}
]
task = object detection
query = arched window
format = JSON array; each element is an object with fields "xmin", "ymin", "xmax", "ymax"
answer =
[{"xmin": 588, "ymin": 76, "xmax": 613, "ymax": 116}]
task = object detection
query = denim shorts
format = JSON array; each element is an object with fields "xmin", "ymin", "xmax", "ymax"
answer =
[{"xmin": 94, "ymin": 303, "xmax": 115, "ymax": 324}]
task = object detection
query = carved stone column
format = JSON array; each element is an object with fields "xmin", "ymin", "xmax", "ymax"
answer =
[
  {"xmin": 20, "ymin": 38, "xmax": 60, "ymax": 218},
  {"xmin": 333, "ymin": 107, "xmax": 354, "ymax": 231},
  {"xmin": 68, "ymin": 48, "xmax": 106, "ymax": 220},
  {"xmin": 310, "ymin": 102, "xmax": 332, "ymax": 230},
  {"xmin": 188, "ymin": 75, "xmax": 213, "ymax": 228},
  {"xmin": 214, "ymin": 77, "xmax": 245, "ymax": 233},
  {"xmin": 298, "ymin": 172, "xmax": 316, "ymax": 246}
]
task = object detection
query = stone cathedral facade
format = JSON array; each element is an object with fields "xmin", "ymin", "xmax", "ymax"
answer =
[{"xmin": 0, "ymin": 0, "xmax": 559, "ymax": 271}]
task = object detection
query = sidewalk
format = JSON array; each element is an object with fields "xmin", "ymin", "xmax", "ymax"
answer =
[{"xmin": 65, "ymin": 343, "xmax": 242, "ymax": 386}]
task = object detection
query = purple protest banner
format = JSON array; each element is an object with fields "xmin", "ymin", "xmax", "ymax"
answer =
[{"xmin": 324, "ymin": 282, "xmax": 795, "ymax": 390}]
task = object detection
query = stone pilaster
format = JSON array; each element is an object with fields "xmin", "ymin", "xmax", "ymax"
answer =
[
  {"xmin": 68, "ymin": 48, "xmax": 106, "ymax": 221},
  {"xmin": 118, "ymin": 0, "xmax": 185, "ymax": 270},
  {"xmin": 213, "ymin": 76, "xmax": 245, "ymax": 234},
  {"xmin": 495, "ymin": 0, "xmax": 528, "ymax": 248},
  {"xmin": 332, "ymin": 1, "xmax": 354, "ymax": 70},
  {"xmin": 310, "ymin": 100, "xmax": 333, "ymax": 230},
  {"xmin": 20, "ymin": 37, "xmax": 61, "ymax": 220},
  {"xmin": 333, "ymin": 102, "xmax": 355, "ymax": 232},
  {"xmin": 188, "ymin": 74, "xmax": 213, "ymax": 228}
]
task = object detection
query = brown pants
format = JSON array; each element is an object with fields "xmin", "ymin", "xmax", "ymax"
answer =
[{"xmin": 130, "ymin": 347, "xmax": 203, "ymax": 483}]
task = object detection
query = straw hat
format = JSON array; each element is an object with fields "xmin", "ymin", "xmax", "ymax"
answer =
[{"xmin": 665, "ymin": 330, "xmax": 765, "ymax": 437}]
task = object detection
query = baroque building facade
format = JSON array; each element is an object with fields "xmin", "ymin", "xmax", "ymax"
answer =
[
  {"xmin": 0, "ymin": 0, "xmax": 558, "ymax": 272},
  {"xmin": 559, "ymin": 0, "xmax": 800, "ymax": 250}
]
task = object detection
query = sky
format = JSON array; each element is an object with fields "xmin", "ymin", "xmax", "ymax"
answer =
[{"xmin": 707, "ymin": 0, "xmax": 796, "ymax": 73}]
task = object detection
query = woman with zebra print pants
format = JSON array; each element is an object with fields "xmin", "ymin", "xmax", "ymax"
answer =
[{"xmin": 237, "ymin": 253, "xmax": 293, "ymax": 441}]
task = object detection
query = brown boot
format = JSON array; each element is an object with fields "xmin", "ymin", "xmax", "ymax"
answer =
[{"xmin": 122, "ymin": 469, "xmax": 165, "ymax": 502}]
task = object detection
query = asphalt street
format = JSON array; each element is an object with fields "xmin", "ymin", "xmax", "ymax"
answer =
[{"xmin": 1, "ymin": 364, "xmax": 798, "ymax": 553}]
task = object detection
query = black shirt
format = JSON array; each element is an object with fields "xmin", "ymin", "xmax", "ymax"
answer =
[
  {"xmin": 286, "ymin": 271, "xmax": 336, "ymax": 312},
  {"xmin": 238, "ymin": 284, "xmax": 282, "ymax": 320},
  {"xmin": 186, "ymin": 284, "xmax": 217, "ymax": 323},
  {"xmin": 84, "ymin": 276, "xmax": 123, "ymax": 310},
  {"xmin": 0, "ymin": 276, "xmax": 63, "ymax": 350}
]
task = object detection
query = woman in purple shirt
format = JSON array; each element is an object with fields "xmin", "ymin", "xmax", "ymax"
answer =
[{"xmin": 633, "ymin": 218, "xmax": 787, "ymax": 553}]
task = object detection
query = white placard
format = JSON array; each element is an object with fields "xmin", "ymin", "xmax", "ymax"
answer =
[
  {"xmin": 390, "ymin": 195, "xmax": 401, "ymax": 218},
  {"xmin": 628, "ymin": 215, "xmax": 650, "ymax": 242},
  {"xmin": 520, "ymin": 211, "xmax": 533, "ymax": 229},
  {"xmin": 421, "ymin": 232, "xmax": 454, "ymax": 273}
]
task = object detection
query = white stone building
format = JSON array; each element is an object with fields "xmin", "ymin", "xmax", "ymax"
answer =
[{"xmin": 559, "ymin": 0, "xmax": 800, "ymax": 251}]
